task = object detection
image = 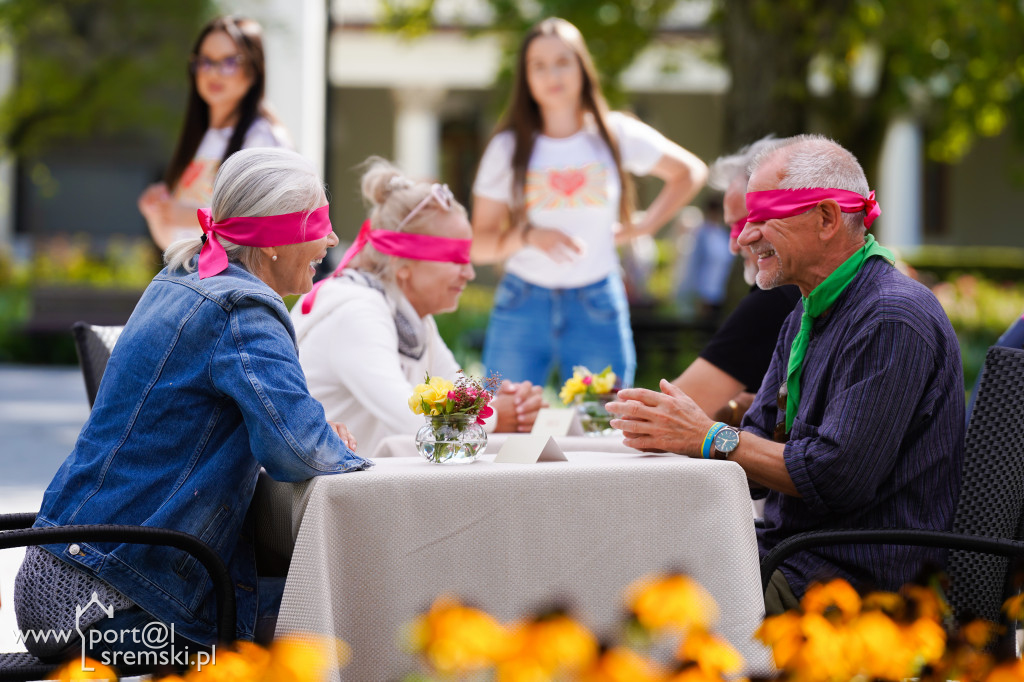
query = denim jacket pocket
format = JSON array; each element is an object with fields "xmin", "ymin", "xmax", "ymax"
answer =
[{"xmin": 174, "ymin": 504, "xmax": 231, "ymax": 582}]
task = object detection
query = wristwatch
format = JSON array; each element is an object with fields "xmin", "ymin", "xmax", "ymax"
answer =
[{"xmin": 712, "ymin": 425, "xmax": 742, "ymax": 460}]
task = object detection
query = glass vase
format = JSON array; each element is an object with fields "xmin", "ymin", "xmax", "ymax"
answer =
[
  {"xmin": 576, "ymin": 394, "xmax": 616, "ymax": 436},
  {"xmin": 415, "ymin": 413, "xmax": 487, "ymax": 464}
]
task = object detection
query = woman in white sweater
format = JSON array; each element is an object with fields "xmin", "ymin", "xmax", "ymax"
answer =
[{"xmin": 292, "ymin": 158, "xmax": 543, "ymax": 456}]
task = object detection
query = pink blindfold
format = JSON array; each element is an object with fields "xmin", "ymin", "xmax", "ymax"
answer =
[
  {"xmin": 729, "ymin": 217, "xmax": 748, "ymax": 240},
  {"xmin": 300, "ymin": 219, "xmax": 472, "ymax": 315},
  {"xmin": 744, "ymin": 188, "xmax": 881, "ymax": 229},
  {"xmin": 197, "ymin": 205, "xmax": 333, "ymax": 279}
]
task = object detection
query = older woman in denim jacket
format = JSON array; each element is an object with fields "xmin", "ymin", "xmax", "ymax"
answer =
[{"xmin": 14, "ymin": 148, "xmax": 372, "ymax": 663}]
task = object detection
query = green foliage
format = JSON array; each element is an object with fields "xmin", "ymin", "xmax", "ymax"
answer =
[
  {"xmin": 716, "ymin": 0, "xmax": 1024, "ymax": 168},
  {"xmin": 380, "ymin": 0, "xmax": 677, "ymax": 106},
  {"xmin": 0, "ymin": 0, "xmax": 215, "ymax": 155}
]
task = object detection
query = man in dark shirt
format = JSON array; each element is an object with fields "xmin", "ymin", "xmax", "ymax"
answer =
[
  {"xmin": 672, "ymin": 137, "xmax": 800, "ymax": 421},
  {"xmin": 609, "ymin": 135, "xmax": 964, "ymax": 611}
]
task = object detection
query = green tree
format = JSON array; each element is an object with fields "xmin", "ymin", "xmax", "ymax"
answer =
[
  {"xmin": 717, "ymin": 0, "xmax": 1024, "ymax": 172},
  {"xmin": 380, "ymin": 0, "xmax": 678, "ymax": 107},
  {"xmin": 0, "ymin": 0, "xmax": 215, "ymax": 156}
]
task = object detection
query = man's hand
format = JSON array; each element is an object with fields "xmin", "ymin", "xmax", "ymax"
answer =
[
  {"xmin": 492, "ymin": 380, "xmax": 547, "ymax": 432},
  {"xmin": 606, "ymin": 379, "xmax": 715, "ymax": 457}
]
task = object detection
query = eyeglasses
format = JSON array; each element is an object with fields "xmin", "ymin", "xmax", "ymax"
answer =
[
  {"xmin": 190, "ymin": 54, "xmax": 245, "ymax": 77},
  {"xmin": 774, "ymin": 381, "xmax": 790, "ymax": 444},
  {"xmin": 396, "ymin": 183, "xmax": 454, "ymax": 229}
]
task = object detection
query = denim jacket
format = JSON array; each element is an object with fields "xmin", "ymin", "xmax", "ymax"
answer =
[{"xmin": 35, "ymin": 262, "xmax": 372, "ymax": 644}]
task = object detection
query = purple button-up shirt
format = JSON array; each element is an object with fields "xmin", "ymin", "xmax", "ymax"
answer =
[{"xmin": 745, "ymin": 257, "xmax": 965, "ymax": 595}]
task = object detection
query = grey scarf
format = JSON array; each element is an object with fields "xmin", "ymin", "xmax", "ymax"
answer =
[{"xmin": 339, "ymin": 270, "xmax": 425, "ymax": 360}]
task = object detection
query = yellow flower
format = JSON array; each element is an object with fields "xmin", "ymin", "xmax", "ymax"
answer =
[
  {"xmin": 409, "ymin": 376, "xmax": 456, "ymax": 416},
  {"xmin": 677, "ymin": 628, "xmax": 743, "ymax": 676},
  {"xmin": 501, "ymin": 615, "xmax": 599, "ymax": 675},
  {"xmin": 1003, "ymin": 591, "xmax": 1024, "ymax": 621},
  {"xmin": 800, "ymin": 579, "xmax": 861, "ymax": 621},
  {"xmin": 627, "ymin": 574, "xmax": 717, "ymax": 633},
  {"xmin": 409, "ymin": 596, "xmax": 513, "ymax": 674},
  {"xmin": 962, "ymin": 619, "xmax": 1000, "ymax": 649},
  {"xmin": 905, "ymin": 616, "xmax": 946, "ymax": 665},
  {"xmin": 850, "ymin": 610, "xmax": 917, "ymax": 680},
  {"xmin": 260, "ymin": 635, "xmax": 348, "ymax": 681},
  {"xmin": 755, "ymin": 611, "xmax": 803, "ymax": 669},
  {"xmin": 591, "ymin": 367, "xmax": 617, "ymax": 395},
  {"xmin": 861, "ymin": 590, "xmax": 904, "ymax": 615},
  {"xmin": 577, "ymin": 646, "xmax": 666, "ymax": 682},
  {"xmin": 560, "ymin": 375, "xmax": 587, "ymax": 404}
]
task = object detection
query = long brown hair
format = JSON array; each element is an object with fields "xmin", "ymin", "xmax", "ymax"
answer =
[
  {"xmin": 495, "ymin": 17, "xmax": 635, "ymax": 231},
  {"xmin": 163, "ymin": 15, "xmax": 278, "ymax": 191}
]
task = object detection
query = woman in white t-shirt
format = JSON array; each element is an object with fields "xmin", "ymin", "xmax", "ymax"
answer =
[
  {"xmin": 138, "ymin": 15, "xmax": 291, "ymax": 250},
  {"xmin": 472, "ymin": 17, "xmax": 707, "ymax": 387},
  {"xmin": 292, "ymin": 158, "xmax": 545, "ymax": 457}
]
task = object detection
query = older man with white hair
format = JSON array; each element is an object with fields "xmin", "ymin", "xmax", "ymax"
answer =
[{"xmin": 608, "ymin": 134, "xmax": 964, "ymax": 613}]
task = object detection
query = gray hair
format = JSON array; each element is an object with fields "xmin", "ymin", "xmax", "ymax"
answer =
[
  {"xmin": 707, "ymin": 134, "xmax": 778, "ymax": 191},
  {"xmin": 350, "ymin": 156, "xmax": 467, "ymax": 283},
  {"xmin": 749, "ymin": 134, "xmax": 870, "ymax": 234},
  {"xmin": 164, "ymin": 147, "xmax": 327, "ymax": 273}
]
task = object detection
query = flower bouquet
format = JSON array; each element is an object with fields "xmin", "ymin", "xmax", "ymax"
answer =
[
  {"xmin": 559, "ymin": 366, "xmax": 619, "ymax": 436},
  {"xmin": 408, "ymin": 372, "xmax": 495, "ymax": 464}
]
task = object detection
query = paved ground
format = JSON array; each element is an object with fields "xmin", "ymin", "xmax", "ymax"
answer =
[{"xmin": 0, "ymin": 364, "xmax": 89, "ymax": 653}]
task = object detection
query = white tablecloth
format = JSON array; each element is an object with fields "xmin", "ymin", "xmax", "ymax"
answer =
[{"xmin": 272, "ymin": 452, "xmax": 773, "ymax": 680}]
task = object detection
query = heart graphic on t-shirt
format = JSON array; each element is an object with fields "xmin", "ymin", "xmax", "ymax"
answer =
[{"xmin": 548, "ymin": 169, "xmax": 586, "ymax": 197}]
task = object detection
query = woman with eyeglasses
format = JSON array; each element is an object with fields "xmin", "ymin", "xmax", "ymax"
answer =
[
  {"xmin": 471, "ymin": 17, "xmax": 708, "ymax": 388},
  {"xmin": 292, "ymin": 157, "xmax": 545, "ymax": 456},
  {"xmin": 138, "ymin": 15, "xmax": 291, "ymax": 251}
]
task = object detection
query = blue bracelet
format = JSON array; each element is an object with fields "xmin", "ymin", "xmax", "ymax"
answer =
[{"xmin": 702, "ymin": 422, "xmax": 727, "ymax": 459}]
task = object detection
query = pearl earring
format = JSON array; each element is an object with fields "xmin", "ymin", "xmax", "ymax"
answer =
[{"xmin": 271, "ymin": 255, "xmax": 278, "ymax": 262}]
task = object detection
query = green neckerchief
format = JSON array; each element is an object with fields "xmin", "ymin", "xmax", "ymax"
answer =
[{"xmin": 785, "ymin": 233, "xmax": 895, "ymax": 432}]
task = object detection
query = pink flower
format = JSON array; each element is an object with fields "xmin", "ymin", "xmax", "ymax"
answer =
[
  {"xmin": 448, "ymin": 391, "xmax": 458, "ymax": 401},
  {"xmin": 476, "ymin": 404, "xmax": 494, "ymax": 425},
  {"xmin": 582, "ymin": 376, "xmax": 593, "ymax": 385}
]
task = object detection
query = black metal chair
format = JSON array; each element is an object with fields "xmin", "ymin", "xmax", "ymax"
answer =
[
  {"xmin": 761, "ymin": 345, "xmax": 1024, "ymax": 654},
  {"xmin": 0, "ymin": 513, "xmax": 237, "ymax": 681},
  {"xmin": 70, "ymin": 322, "xmax": 123, "ymax": 408}
]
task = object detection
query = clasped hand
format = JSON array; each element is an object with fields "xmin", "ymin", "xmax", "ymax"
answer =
[
  {"xmin": 493, "ymin": 380, "xmax": 546, "ymax": 432},
  {"xmin": 605, "ymin": 379, "xmax": 714, "ymax": 457}
]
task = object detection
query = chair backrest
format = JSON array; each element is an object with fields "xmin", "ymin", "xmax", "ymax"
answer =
[
  {"xmin": 947, "ymin": 345, "xmax": 1024, "ymax": 626},
  {"xmin": 71, "ymin": 322, "xmax": 123, "ymax": 408}
]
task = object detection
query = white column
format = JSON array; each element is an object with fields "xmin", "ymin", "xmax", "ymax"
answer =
[
  {"xmin": 877, "ymin": 115, "xmax": 923, "ymax": 248},
  {"xmin": 392, "ymin": 88, "xmax": 446, "ymax": 181},
  {"xmin": 235, "ymin": 0, "xmax": 327, "ymax": 175},
  {"xmin": 0, "ymin": 40, "xmax": 15, "ymax": 249}
]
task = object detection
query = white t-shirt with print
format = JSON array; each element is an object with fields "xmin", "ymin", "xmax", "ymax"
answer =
[
  {"xmin": 473, "ymin": 111, "xmax": 674, "ymax": 289},
  {"xmin": 173, "ymin": 117, "xmax": 291, "ymax": 206}
]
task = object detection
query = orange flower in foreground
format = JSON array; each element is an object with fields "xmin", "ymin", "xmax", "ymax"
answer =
[
  {"xmin": 962, "ymin": 619, "xmax": 1001, "ymax": 650},
  {"xmin": 627, "ymin": 574, "xmax": 717, "ymax": 633},
  {"xmin": 577, "ymin": 646, "xmax": 667, "ymax": 682},
  {"xmin": 409, "ymin": 595, "xmax": 512, "ymax": 674},
  {"xmin": 861, "ymin": 591, "xmax": 903, "ymax": 615},
  {"xmin": 985, "ymin": 658, "xmax": 1024, "ymax": 682},
  {"xmin": 903, "ymin": 583, "xmax": 950, "ymax": 623},
  {"xmin": 1003, "ymin": 592, "xmax": 1024, "ymax": 621},
  {"xmin": 677, "ymin": 628, "xmax": 743, "ymax": 676},
  {"xmin": 800, "ymin": 579, "xmax": 861, "ymax": 621},
  {"xmin": 755, "ymin": 611, "xmax": 804, "ymax": 669},
  {"xmin": 500, "ymin": 614, "xmax": 599, "ymax": 676},
  {"xmin": 53, "ymin": 658, "xmax": 120, "ymax": 681},
  {"xmin": 262, "ymin": 635, "xmax": 349, "ymax": 681}
]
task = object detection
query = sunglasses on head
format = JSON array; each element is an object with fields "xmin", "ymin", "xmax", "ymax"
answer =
[
  {"xmin": 397, "ymin": 183, "xmax": 455, "ymax": 230},
  {"xmin": 190, "ymin": 54, "xmax": 244, "ymax": 77}
]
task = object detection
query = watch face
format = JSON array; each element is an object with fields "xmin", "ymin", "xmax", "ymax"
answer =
[{"xmin": 714, "ymin": 427, "xmax": 740, "ymax": 454}]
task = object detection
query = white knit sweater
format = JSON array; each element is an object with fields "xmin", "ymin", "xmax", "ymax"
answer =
[{"xmin": 292, "ymin": 274, "xmax": 487, "ymax": 457}]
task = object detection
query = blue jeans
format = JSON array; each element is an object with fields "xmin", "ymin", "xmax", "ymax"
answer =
[{"xmin": 482, "ymin": 272, "xmax": 635, "ymax": 387}]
